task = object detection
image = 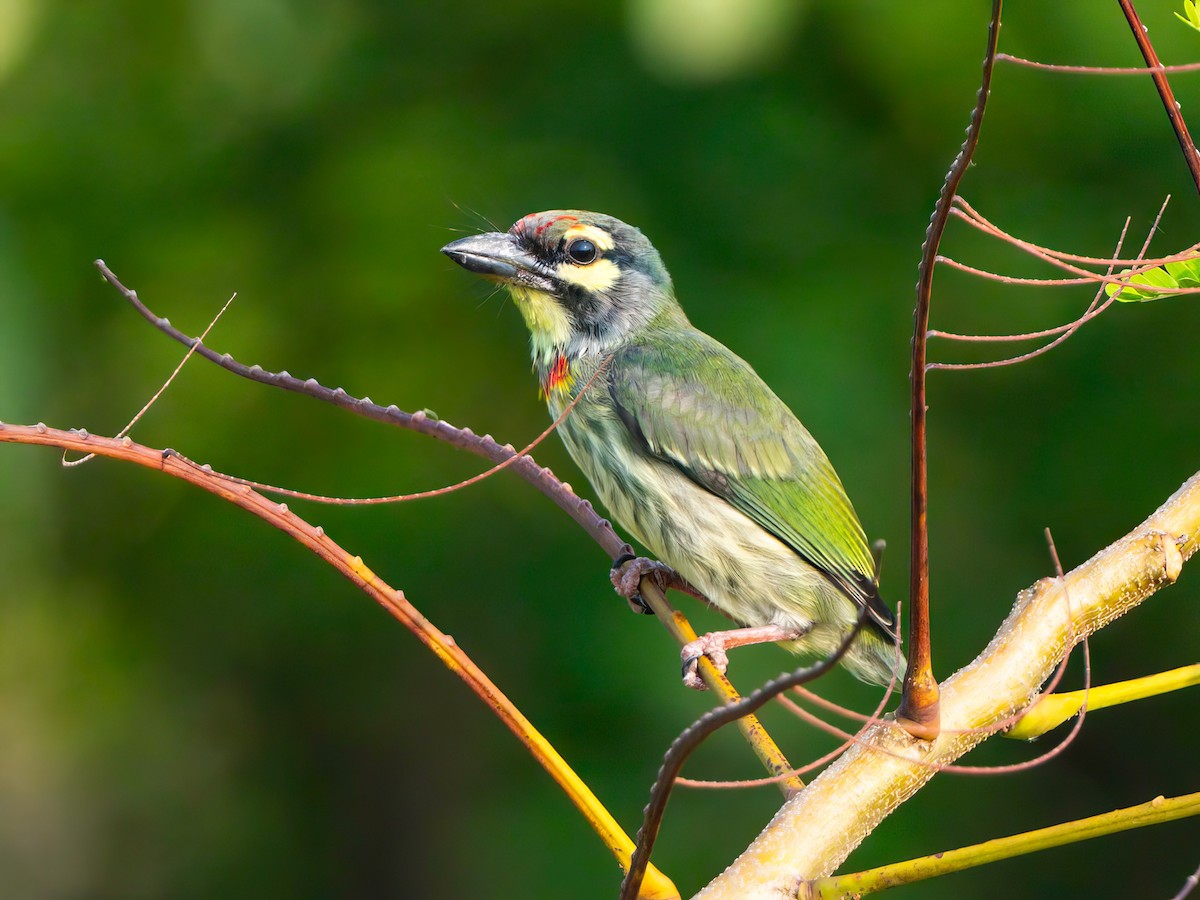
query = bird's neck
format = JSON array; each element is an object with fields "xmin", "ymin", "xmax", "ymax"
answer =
[{"xmin": 518, "ymin": 285, "xmax": 688, "ymax": 399}]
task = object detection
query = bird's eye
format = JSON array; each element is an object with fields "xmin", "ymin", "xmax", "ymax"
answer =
[{"xmin": 566, "ymin": 238, "xmax": 598, "ymax": 265}]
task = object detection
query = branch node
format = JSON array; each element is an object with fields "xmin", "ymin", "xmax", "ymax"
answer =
[
  {"xmin": 1158, "ymin": 531, "xmax": 1184, "ymax": 583},
  {"xmin": 897, "ymin": 692, "xmax": 942, "ymax": 742}
]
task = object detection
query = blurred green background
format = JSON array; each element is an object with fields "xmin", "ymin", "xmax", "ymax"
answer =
[{"xmin": 1, "ymin": 1, "xmax": 1198, "ymax": 897}]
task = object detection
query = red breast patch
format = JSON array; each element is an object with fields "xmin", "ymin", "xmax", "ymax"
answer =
[{"xmin": 541, "ymin": 353, "xmax": 573, "ymax": 397}]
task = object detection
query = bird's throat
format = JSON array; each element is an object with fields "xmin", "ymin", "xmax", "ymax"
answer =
[{"xmin": 510, "ymin": 287, "xmax": 571, "ymax": 356}]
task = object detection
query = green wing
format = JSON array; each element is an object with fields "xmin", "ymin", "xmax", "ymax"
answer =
[{"xmin": 609, "ymin": 330, "xmax": 894, "ymax": 628}]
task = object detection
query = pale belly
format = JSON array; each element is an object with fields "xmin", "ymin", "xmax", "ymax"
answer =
[{"xmin": 554, "ymin": 398, "xmax": 863, "ymax": 661}]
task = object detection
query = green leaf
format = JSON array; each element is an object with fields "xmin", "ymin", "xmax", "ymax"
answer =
[
  {"xmin": 1104, "ymin": 255, "xmax": 1200, "ymax": 302},
  {"xmin": 1176, "ymin": 0, "xmax": 1200, "ymax": 32}
]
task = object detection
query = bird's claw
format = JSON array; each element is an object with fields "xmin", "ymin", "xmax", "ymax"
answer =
[
  {"xmin": 610, "ymin": 554, "xmax": 674, "ymax": 614},
  {"xmin": 679, "ymin": 634, "xmax": 730, "ymax": 690}
]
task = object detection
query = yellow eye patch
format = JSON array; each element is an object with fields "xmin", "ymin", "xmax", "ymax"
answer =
[{"xmin": 555, "ymin": 257, "xmax": 620, "ymax": 292}]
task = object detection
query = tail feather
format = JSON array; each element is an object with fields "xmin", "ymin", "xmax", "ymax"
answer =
[{"xmin": 844, "ymin": 624, "xmax": 906, "ymax": 686}]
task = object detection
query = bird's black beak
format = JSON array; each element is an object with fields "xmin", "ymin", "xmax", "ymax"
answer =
[{"xmin": 442, "ymin": 232, "xmax": 543, "ymax": 286}]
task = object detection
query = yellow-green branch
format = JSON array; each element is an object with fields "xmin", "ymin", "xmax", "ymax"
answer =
[
  {"xmin": 637, "ymin": 580, "xmax": 804, "ymax": 796},
  {"xmin": 807, "ymin": 792, "xmax": 1200, "ymax": 897},
  {"xmin": 0, "ymin": 423, "xmax": 680, "ymax": 900},
  {"xmin": 1008, "ymin": 663, "xmax": 1200, "ymax": 740}
]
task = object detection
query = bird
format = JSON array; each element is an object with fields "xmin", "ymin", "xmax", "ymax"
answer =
[{"xmin": 442, "ymin": 210, "xmax": 902, "ymax": 687}]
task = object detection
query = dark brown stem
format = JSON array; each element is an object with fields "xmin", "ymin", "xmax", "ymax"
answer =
[
  {"xmin": 1118, "ymin": 0, "xmax": 1200, "ymax": 197},
  {"xmin": 93, "ymin": 260, "xmax": 628, "ymax": 559},
  {"xmin": 618, "ymin": 611, "xmax": 869, "ymax": 900},
  {"xmin": 899, "ymin": 0, "xmax": 1003, "ymax": 740}
]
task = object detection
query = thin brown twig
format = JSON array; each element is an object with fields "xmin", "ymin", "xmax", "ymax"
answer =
[
  {"xmin": 998, "ymin": 52, "xmax": 1200, "ymax": 76},
  {"xmin": 930, "ymin": 225, "xmax": 1131, "ymax": 370},
  {"xmin": 947, "ymin": 203, "xmax": 1197, "ymax": 289},
  {"xmin": 933, "ymin": 194, "xmax": 1170, "ymax": 368},
  {"xmin": 64, "ymin": 291, "xmax": 239, "ymax": 467},
  {"xmin": 931, "ymin": 211, "xmax": 1135, "ymax": 346},
  {"xmin": 163, "ymin": 355, "xmax": 614, "ymax": 506},
  {"xmin": 934, "ymin": 258, "xmax": 1110, "ymax": 288},
  {"xmin": 1118, "ymin": 0, "xmax": 1200, "ymax": 195},
  {"xmin": 951, "ymin": 195, "xmax": 1200, "ymax": 267}
]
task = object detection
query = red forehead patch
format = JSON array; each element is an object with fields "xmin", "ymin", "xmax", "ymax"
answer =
[{"xmin": 514, "ymin": 212, "xmax": 579, "ymax": 239}]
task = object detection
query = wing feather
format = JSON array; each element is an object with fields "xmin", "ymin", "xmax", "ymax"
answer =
[{"xmin": 609, "ymin": 331, "xmax": 894, "ymax": 629}]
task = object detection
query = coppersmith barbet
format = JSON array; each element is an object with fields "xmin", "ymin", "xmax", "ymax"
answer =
[{"xmin": 442, "ymin": 211, "xmax": 901, "ymax": 686}]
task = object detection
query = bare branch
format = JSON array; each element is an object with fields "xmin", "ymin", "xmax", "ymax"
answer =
[
  {"xmin": 696, "ymin": 470, "xmax": 1199, "ymax": 899},
  {"xmin": 998, "ymin": 52, "xmax": 1200, "ymax": 76},
  {"xmin": 0, "ymin": 422, "xmax": 681, "ymax": 900},
  {"xmin": 90, "ymin": 261, "xmax": 800, "ymax": 800},
  {"xmin": 92, "ymin": 260, "xmax": 629, "ymax": 560}
]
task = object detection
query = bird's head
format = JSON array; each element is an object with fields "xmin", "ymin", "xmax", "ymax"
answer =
[{"xmin": 442, "ymin": 211, "xmax": 682, "ymax": 366}]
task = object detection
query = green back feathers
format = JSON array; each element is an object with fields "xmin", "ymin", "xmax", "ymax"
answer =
[{"xmin": 608, "ymin": 328, "xmax": 892, "ymax": 626}]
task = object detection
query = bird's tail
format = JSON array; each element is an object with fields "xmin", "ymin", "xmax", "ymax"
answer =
[{"xmin": 842, "ymin": 621, "xmax": 906, "ymax": 687}]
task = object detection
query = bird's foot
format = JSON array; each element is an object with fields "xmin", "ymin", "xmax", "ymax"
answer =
[
  {"xmin": 680, "ymin": 633, "xmax": 731, "ymax": 689},
  {"xmin": 610, "ymin": 553, "xmax": 699, "ymax": 614},
  {"xmin": 679, "ymin": 624, "xmax": 809, "ymax": 690}
]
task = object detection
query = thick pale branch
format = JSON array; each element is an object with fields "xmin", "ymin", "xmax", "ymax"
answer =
[{"xmin": 697, "ymin": 471, "xmax": 1199, "ymax": 899}]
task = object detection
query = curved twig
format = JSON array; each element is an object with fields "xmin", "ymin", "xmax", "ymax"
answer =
[
  {"xmin": 618, "ymin": 611, "xmax": 869, "ymax": 900},
  {"xmin": 92, "ymin": 260, "xmax": 628, "ymax": 558},
  {"xmin": 0, "ymin": 422, "xmax": 681, "ymax": 900},
  {"xmin": 91, "ymin": 260, "xmax": 801, "ymax": 796}
]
